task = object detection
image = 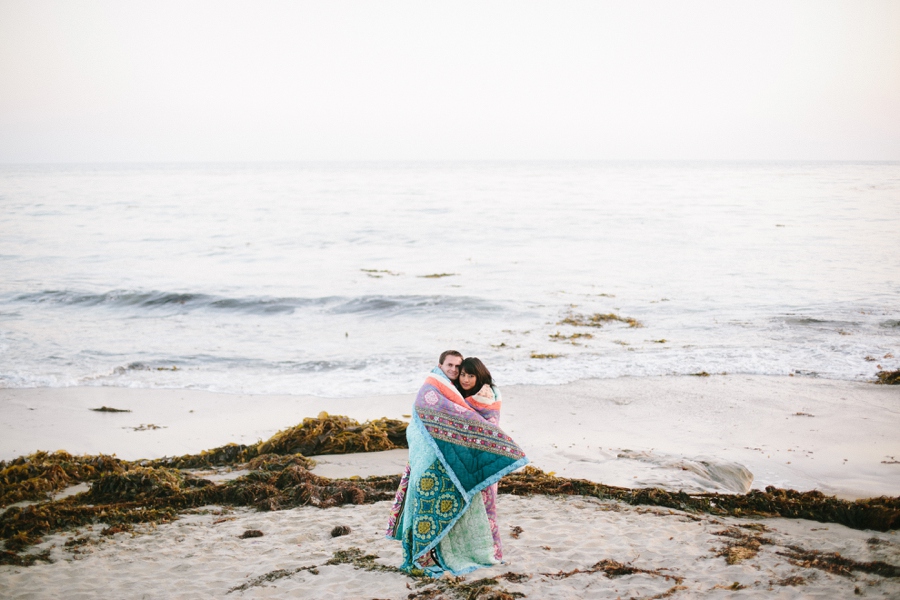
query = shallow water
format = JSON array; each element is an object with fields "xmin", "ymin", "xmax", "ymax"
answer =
[{"xmin": 1, "ymin": 161, "xmax": 898, "ymax": 395}]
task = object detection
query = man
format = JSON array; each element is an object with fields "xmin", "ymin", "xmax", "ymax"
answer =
[{"xmin": 438, "ymin": 350, "xmax": 463, "ymax": 383}]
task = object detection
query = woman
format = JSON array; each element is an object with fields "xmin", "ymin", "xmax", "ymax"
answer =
[
  {"xmin": 386, "ymin": 356, "xmax": 527, "ymax": 576},
  {"xmin": 456, "ymin": 357, "xmax": 504, "ymax": 560},
  {"xmin": 457, "ymin": 358, "xmax": 497, "ymax": 415}
]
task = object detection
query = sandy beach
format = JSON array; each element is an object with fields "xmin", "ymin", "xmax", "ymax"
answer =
[
  {"xmin": 1, "ymin": 375, "xmax": 899, "ymax": 598},
  {"xmin": 2, "ymin": 375, "xmax": 898, "ymax": 497},
  {"xmin": 2, "ymin": 495, "xmax": 898, "ymax": 599}
]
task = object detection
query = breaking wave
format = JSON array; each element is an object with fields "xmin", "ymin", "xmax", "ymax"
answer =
[{"xmin": 7, "ymin": 290, "xmax": 502, "ymax": 317}]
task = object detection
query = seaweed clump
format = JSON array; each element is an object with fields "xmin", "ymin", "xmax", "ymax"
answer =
[
  {"xmin": 0, "ymin": 413, "xmax": 408, "ymax": 565},
  {"xmin": 147, "ymin": 412, "xmax": 407, "ymax": 469},
  {"xmin": 0, "ymin": 451, "xmax": 127, "ymax": 506},
  {"xmin": 499, "ymin": 466, "xmax": 900, "ymax": 532},
  {"xmin": 542, "ymin": 557, "xmax": 683, "ymax": 585},
  {"xmin": 875, "ymin": 369, "xmax": 900, "ymax": 385},
  {"xmin": 147, "ymin": 443, "xmax": 260, "ymax": 469},
  {"xmin": 778, "ymin": 546, "xmax": 900, "ymax": 578},
  {"xmin": 558, "ymin": 312, "xmax": 643, "ymax": 328},
  {"xmin": 0, "ymin": 459, "xmax": 401, "ymax": 565},
  {"xmin": 712, "ymin": 526, "xmax": 773, "ymax": 564},
  {"xmin": 257, "ymin": 413, "xmax": 406, "ymax": 456}
]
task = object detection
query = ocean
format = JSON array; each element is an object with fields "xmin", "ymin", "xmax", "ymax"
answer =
[{"xmin": 1, "ymin": 161, "xmax": 898, "ymax": 396}]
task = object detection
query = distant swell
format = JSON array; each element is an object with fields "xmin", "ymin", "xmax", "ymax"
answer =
[{"xmin": 9, "ymin": 290, "xmax": 500, "ymax": 316}]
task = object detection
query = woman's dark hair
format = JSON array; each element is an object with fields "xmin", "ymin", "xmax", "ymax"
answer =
[{"xmin": 458, "ymin": 357, "xmax": 493, "ymax": 396}]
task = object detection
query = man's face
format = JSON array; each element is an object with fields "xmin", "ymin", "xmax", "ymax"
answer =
[{"xmin": 440, "ymin": 355, "xmax": 462, "ymax": 381}]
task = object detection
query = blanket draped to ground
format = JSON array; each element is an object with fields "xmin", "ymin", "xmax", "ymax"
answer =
[{"xmin": 385, "ymin": 368, "xmax": 529, "ymax": 576}]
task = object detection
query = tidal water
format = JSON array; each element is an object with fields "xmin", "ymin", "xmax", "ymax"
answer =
[{"xmin": 1, "ymin": 161, "xmax": 898, "ymax": 396}]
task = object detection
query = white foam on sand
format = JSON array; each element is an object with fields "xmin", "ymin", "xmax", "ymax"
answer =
[{"xmin": 1, "ymin": 496, "xmax": 898, "ymax": 599}]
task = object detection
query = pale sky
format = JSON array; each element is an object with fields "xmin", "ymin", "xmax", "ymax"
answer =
[{"xmin": 1, "ymin": 1, "xmax": 898, "ymax": 162}]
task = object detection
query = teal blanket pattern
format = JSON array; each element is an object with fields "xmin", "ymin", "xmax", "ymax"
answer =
[{"xmin": 385, "ymin": 368, "xmax": 528, "ymax": 576}]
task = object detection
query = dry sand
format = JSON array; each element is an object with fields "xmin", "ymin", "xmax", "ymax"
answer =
[
  {"xmin": 1, "ymin": 495, "xmax": 898, "ymax": 599},
  {"xmin": 1, "ymin": 375, "xmax": 899, "ymax": 598}
]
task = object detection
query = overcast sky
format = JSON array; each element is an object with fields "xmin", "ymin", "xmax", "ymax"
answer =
[{"xmin": 1, "ymin": 1, "xmax": 898, "ymax": 162}]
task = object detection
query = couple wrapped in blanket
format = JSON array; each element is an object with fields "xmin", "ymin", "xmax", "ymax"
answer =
[{"xmin": 385, "ymin": 356, "xmax": 529, "ymax": 576}]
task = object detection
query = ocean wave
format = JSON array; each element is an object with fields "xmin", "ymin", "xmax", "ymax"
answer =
[
  {"xmin": 105, "ymin": 357, "xmax": 370, "ymax": 375},
  {"xmin": 330, "ymin": 294, "xmax": 502, "ymax": 315},
  {"xmin": 781, "ymin": 316, "xmax": 859, "ymax": 327},
  {"xmin": 7, "ymin": 290, "xmax": 501, "ymax": 317}
]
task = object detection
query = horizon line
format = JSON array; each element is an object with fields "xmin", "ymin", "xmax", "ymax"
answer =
[{"xmin": 2, "ymin": 158, "xmax": 899, "ymax": 167}]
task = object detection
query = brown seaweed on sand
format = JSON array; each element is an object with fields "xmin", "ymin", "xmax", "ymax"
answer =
[
  {"xmin": 330, "ymin": 525, "xmax": 351, "ymax": 537},
  {"xmin": 4, "ymin": 419, "xmax": 900, "ymax": 568},
  {"xmin": 0, "ymin": 413, "xmax": 407, "ymax": 564},
  {"xmin": 0, "ymin": 461, "xmax": 399, "ymax": 565},
  {"xmin": 147, "ymin": 413, "xmax": 407, "ymax": 469},
  {"xmin": 778, "ymin": 545, "xmax": 900, "ymax": 578},
  {"xmin": 499, "ymin": 467, "xmax": 900, "ymax": 532},
  {"xmin": 406, "ymin": 576, "xmax": 525, "ymax": 600},
  {"xmin": 227, "ymin": 548, "xmax": 523, "ymax": 599},
  {"xmin": 0, "ymin": 451, "xmax": 127, "ymax": 506},
  {"xmin": 711, "ymin": 526, "xmax": 773, "ymax": 564},
  {"xmin": 227, "ymin": 564, "xmax": 321, "ymax": 593},
  {"xmin": 542, "ymin": 558, "xmax": 683, "ymax": 583},
  {"xmin": 875, "ymin": 369, "xmax": 900, "ymax": 385},
  {"xmin": 256, "ymin": 413, "xmax": 406, "ymax": 456},
  {"xmin": 239, "ymin": 529, "xmax": 263, "ymax": 539}
]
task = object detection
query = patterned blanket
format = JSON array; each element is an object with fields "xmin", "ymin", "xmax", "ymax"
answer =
[{"xmin": 385, "ymin": 367, "xmax": 528, "ymax": 576}]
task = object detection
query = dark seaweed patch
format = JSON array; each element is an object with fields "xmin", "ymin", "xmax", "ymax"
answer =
[
  {"xmin": 257, "ymin": 413, "xmax": 406, "ymax": 456},
  {"xmin": 774, "ymin": 575, "xmax": 806, "ymax": 586},
  {"xmin": 0, "ymin": 413, "xmax": 407, "ymax": 563},
  {"xmin": 227, "ymin": 564, "xmax": 320, "ymax": 593},
  {"xmin": 541, "ymin": 558, "xmax": 682, "ymax": 583},
  {"xmin": 239, "ymin": 529, "xmax": 263, "ymax": 539},
  {"xmin": 499, "ymin": 572, "xmax": 530, "ymax": 583},
  {"xmin": 0, "ymin": 451, "xmax": 127, "ymax": 506},
  {"xmin": 549, "ymin": 332, "xmax": 593, "ymax": 342},
  {"xmin": 875, "ymin": 369, "xmax": 900, "ymax": 385},
  {"xmin": 711, "ymin": 526, "xmax": 772, "ymax": 564},
  {"xmin": 4, "ymin": 427, "xmax": 900, "ymax": 569},
  {"xmin": 778, "ymin": 546, "xmax": 900, "ymax": 578},
  {"xmin": 558, "ymin": 312, "xmax": 643, "ymax": 328},
  {"xmin": 499, "ymin": 467, "xmax": 900, "ymax": 532},
  {"xmin": 0, "ymin": 461, "xmax": 400, "ymax": 564},
  {"xmin": 144, "ymin": 413, "xmax": 406, "ymax": 470}
]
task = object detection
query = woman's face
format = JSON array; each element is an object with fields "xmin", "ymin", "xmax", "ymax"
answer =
[{"xmin": 459, "ymin": 371, "xmax": 477, "ymax": 392}]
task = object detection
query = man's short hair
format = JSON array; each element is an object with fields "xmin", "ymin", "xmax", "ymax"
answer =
[{"xmin": 439, "ymin": 350, "xmax": 463, "ymax": 364}]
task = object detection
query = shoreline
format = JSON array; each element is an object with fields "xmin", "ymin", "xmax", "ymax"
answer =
[{"xmin": 1, "ymin": 375, "xmax": 898, "ymax": 499}]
